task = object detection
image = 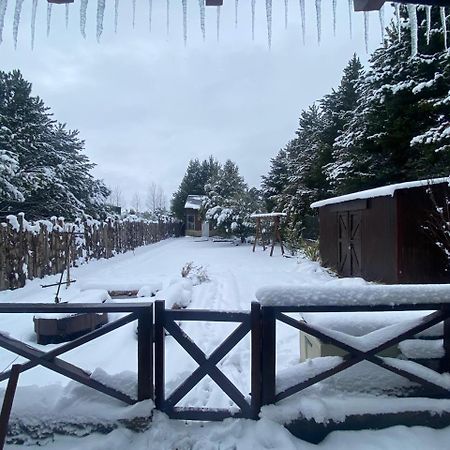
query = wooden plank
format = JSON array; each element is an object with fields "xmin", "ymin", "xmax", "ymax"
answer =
[
  {"xmin": 266, "ymin": 304, "xmax": 450, "ymax": 312},
  {"xmin": 0, "ymin": 303, "xmax": 152, "ymax": 314},
  {"xmin": 137, "ymin": 308, "xmax": 154, "ymax": 401},
  {"xmin": 261, "ymin": 307, "xmax": 276, "ymax": 405},
  {"xmin": 169, "ymin": 407, "xmax": 241, "ymax": 421},
  {"xmin": 251, "ymin": 302, "xmax": 262, "ymax": 419},
  {"xmin": 165, "ymin": 309, "xmax": 249, "ymax": 322},
  {"xmin": 0, "ymin": 364, "xmax": 21, "ymax": 450},
  {"xmin": 154, "ymin": 301, "xmax": 165, "ymax": 411}
]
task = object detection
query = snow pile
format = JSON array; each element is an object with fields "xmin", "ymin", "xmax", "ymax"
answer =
[
  {"xmin": 90, "ymin": 368, "xmax": 137, "ymax": 400},
  {"xmin": 256, "ymin": 283, "xmax": 450, "ymax": 307},
  {"xmin": 154, "ymin": 278, "xmax": 193, "ymax": 309}
]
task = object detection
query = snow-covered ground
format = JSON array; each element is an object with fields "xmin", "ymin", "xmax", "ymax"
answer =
[{"xmin": 0, "ymin": 237, "xmax": 449, "ymax": 449}]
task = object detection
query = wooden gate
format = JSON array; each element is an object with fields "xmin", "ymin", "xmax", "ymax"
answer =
[
  {"xmin": 154, "ymin": 301, "xmax": 261, "ymax": 421},
  {"xmin": 338, "ymin": 211, "xmax": 362, "ymax": 277}
]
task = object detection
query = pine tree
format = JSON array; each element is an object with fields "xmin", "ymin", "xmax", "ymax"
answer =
[
  {"xmin": 0, "ymin": 69, "xmax": 109, "ymax": 219},
  {"xmin": 171, "ymin": 156, "xmax": 220, "ymax": 220},
  {"xmin": 331, "ymin": 6, "xmax": 450, "ymax": 194},
  {"xmin": 261, "ymin": 147, "xmax": 289, "ymax": 212},
  {"xmin": 204, "ymin": 159, "xmax": 261, "ymax": 240}
]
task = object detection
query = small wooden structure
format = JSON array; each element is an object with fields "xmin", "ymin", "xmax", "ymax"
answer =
[
  {"xmin": 184, "ymin": 195, "xmax": 207, "ymax": 237},
  {"xmin": 34, "ymin": 311, "xmax": 108, "ymax": 344},
  {"xmin": 251, "ymin": 213, "xmax": 286, "ymax": 256},
  {"xmin": 311, "ymin": 178, "xmax": 450, "ymax": 284}
]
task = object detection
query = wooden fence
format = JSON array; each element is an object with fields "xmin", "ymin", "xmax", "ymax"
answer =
[
  {"xmin": 0, "ymin": 214, "xmax": 181, "ymax": 291},
  {"xmin": 1, "ymin": 297, "xmax": 450, "ymax": 445}
]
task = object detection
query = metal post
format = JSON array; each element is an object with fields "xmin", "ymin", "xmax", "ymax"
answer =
[
  {"xmin": 0, "ymin": 364, "xmax": 21, "ymax": 449},
  {"xmin": 137, "ymin": 306, "xmax": 153, "ymax": 401}
]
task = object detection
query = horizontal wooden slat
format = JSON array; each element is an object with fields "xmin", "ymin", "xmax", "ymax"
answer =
[
  {"xmin": 266, "ymin": 304, "xmax": 448, "ymax": 312},
  {"xmin": 165, "ymin": 309, "xmax": 249, "ymax": 322},
  {"xmin": 169, "ymin": 407, "xmax": 242, "ymax": 421},
  {"xmin": 0, "ymin": 303, "xmax": 152, "ymax": 313}
]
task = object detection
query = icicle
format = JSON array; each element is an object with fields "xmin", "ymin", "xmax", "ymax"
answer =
[
  {"xmin": 251, "ymin": 0, "xmax": 255, "ymax": 41},
  {"xmin": 46, "ymin": 2, "xmax": 52, "ymax": 38},
  {"xmin": 114, "ymin": 0, "xmax": 119, "ymax": 33},
  {"xmin": 363, "ymin": 11, "xmax": 368, "ymax": 53},
  {"xmin": 266, "ymin": 0, "xmax": 272, "ymax": 49},
  {"xmin": 80, "ymin": 0, "xmax": 88, "ymax": 39},
  {"xmin": 235, "ymin": 0, "xmax": 238, "ymax": 28},
  {"xmin": 315, "ymin": 0, "xmax": 321, "ymax": 44},
  {"xmin": 216, "ymin": 5, "xmax": 221, "ymax": 42},
  {"xmin": 347, "ymin": 0, "xmax": 352, "ymax": 39},
  {"xmin": 13, "ymin": 0, "xmax": 24, "ymax": 49},
  {"xmin": 332, "ymin": 0, "xmax": 337, "ymax": 36},
  {"xmin": 407, "ymin": 4, "xmax": 418, "ymax": 57},
  {"xmin": 441, "ymin": 7, "xmax": 447, "ymax": 51},
  {"xmin": 97, "ymin": 0, "xmax": 105, "ymax": 42},
  {"xmin": 132, "ymin": 0, "xmax": 136, "ymax": 29},
  {"xmin": 65, "ymin": 4, "xmax": 69, "ymax": 29},
  {"xmin": 148, "ymin": 0, "xmax": 152, "ymax": 32},
  {"xmin": 31, "ymin": 0, "xmax": 37, "ymax": 50},
  {"xmin": 198, "ymin": 0, "xmax": 205, "ymax": 40},
  {"xmin": 0, "ymin": 0, "xmax": 7, "ymax": 46},
  {"xmin": 182, "ymin": 0, "xmax": 187, "ymax": 46},
  {"xmin": 166, "ymin": 0, "xmax": 170, "ymax": 36},
  {"xmin": 426, "ymin": 5, "xmax": 431, "ymax": 45},
  {"xmin": 299, "ymin": 0, "xmax": 305, "ymax": 44},
  {"xmin": 378, "ymin": 4, "xmax": 384, "ymax": 43},
  {"xmin": 395, "ymin": 3, "xmax": 401, "ymax": 42},
  {"xmin": 284, "ymin": 0, "xmax": 288, "ymax": 30}
]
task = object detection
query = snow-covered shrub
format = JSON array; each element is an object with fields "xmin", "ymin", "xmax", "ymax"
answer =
[{"xmin": 181, "ymin": 261, "xmax": 209, "ymax": 285}]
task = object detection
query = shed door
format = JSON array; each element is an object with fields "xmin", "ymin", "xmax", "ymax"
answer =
[{"xmin": 338, "ymin": 212, "xmax": 362, "ymax": 277}]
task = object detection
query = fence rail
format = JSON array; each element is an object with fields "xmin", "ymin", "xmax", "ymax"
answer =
[
  {"xmin": 1, "ymin": 298, "xmax": 450, "ymax": 445},
  {"xmin": 0, "ymin": 214, "xmax": 180, "ymax": 291}
]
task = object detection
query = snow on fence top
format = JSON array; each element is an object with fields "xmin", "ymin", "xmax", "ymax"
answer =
[
  {"xmin": 250, "ymin": 212, "xmax": 287, "ymax": 218},
  {"xmin": 255, "ymin": 284, "xmax": 450, "ymax": 307},
  {"xmin": 310, "ymin": 177, "xmax": 450, "ymax": 209}
]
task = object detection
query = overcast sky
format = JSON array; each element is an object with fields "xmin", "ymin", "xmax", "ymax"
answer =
[{"xmin": 0, "ymin": 0, "xmax": 392, "ymax": 208}]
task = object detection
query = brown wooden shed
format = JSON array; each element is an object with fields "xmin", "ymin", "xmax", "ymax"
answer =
[{"xmin": 311, "ymin": 178, "xmax": 450, "ymax": 284}]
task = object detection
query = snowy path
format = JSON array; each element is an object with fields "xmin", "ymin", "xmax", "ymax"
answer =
[
  {"xmin": 0, "ymin": 237, "xmax": 332, "ymax": 391},
  {"xmin": 3, "ymin": 238, "xmax": 450, "ymax": 449}
]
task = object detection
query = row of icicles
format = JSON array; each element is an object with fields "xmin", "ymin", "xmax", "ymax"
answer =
[{"xmin": 0, "ymin": 0, "xmax": 448, "ymax": 55}]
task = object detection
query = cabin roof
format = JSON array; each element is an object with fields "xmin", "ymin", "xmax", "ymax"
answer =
[
  {"xmin": 310, "ymin": 177, "xmax": 450, "ymax": 209},
  {"xmin": 184, "ymin": 195, "xmax": 207, "ymax": 210}
]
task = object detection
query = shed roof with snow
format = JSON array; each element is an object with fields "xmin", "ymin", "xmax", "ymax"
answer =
[
  {"xmin": 184, "ymin": 195, "xmax": 207, "ymax": 211},
  {"xmin": 312, "ymin": 178, "xmax": 450, "ymax": 284}
]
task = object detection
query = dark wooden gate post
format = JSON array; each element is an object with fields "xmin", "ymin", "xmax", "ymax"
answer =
[
  {"xmin": 137, "ymin": 306, "xmax": 154, "ymax": 401},
  {"xmin": 154, "ymin": 301, "xmax": 165, "ymax": 411},
  {"xmin": 442, "ymin": 306, "xmax": 450, "ymax": 373},
  {"xmin": 251, "ymin": 302, "xmax": 262, "ymax": 418},
  {"xmin": 261, "ymin": 306, "xmax": 276, "ymax": 405},
  {"xmin": 0, "ymin": 364, "xmax": 21, "ymax": 449}
]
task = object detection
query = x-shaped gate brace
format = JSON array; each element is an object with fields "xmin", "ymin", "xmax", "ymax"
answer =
[
  {"xmin": 154, "ymin": 301, "xmax": 261, "ymax": 421},
  {"xmin": 274, "ymin": 309, "xmax": 450, "ymax": 402},
  {"xmin": 0, "ymin": 303, "xmax": 154, "ymax": 403}
]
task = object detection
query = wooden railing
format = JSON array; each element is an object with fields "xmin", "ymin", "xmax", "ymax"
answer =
[
  {"xmin": 259, "ymin": 302, "xmax": 450, "ymax": 405},
  {"xmin": 1, "ymin": 294, "xmax": 450, "ymax": 445},
  {"xmin": 0, "ymin": 303, "xmax": 153, "ymax": 449}
]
